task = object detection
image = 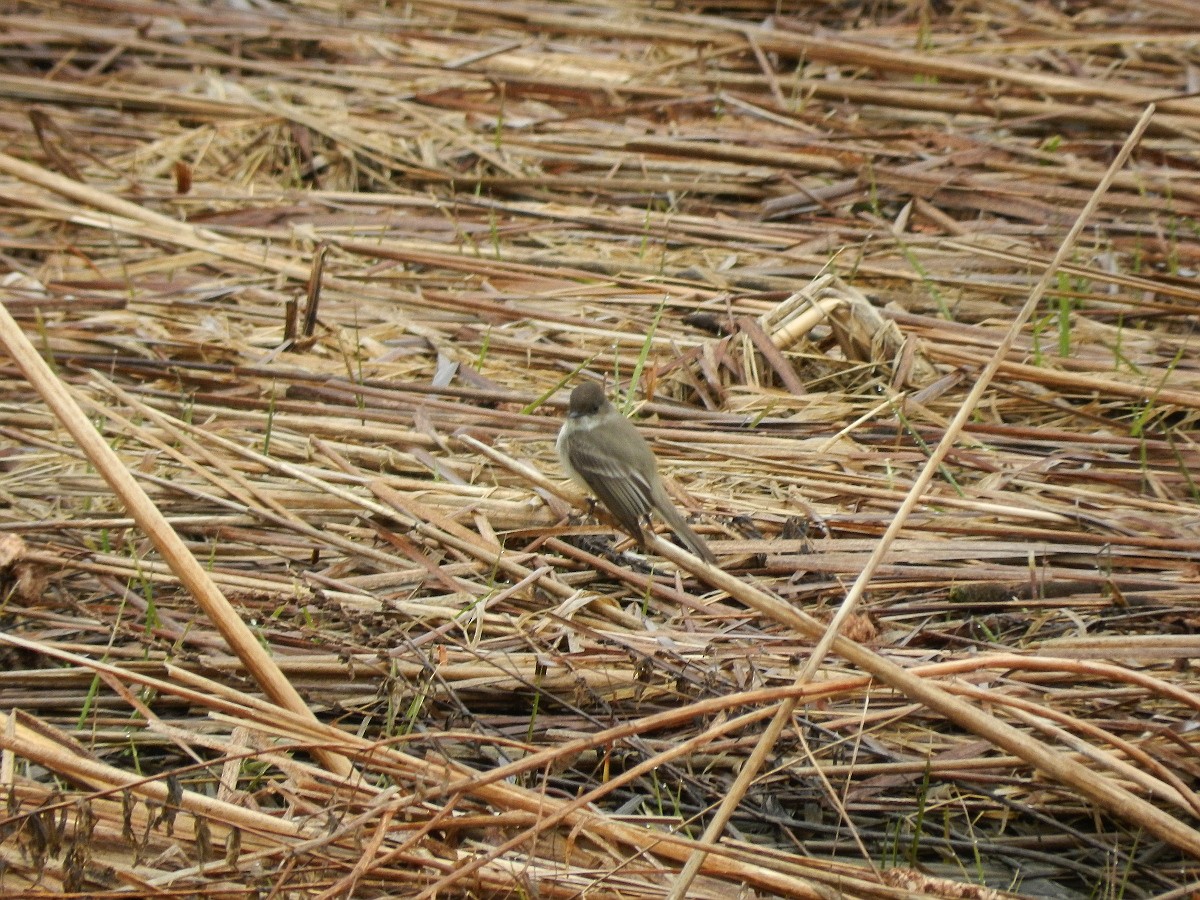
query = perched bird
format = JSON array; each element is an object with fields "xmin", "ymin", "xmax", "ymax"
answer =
[{"xmin": 556, "ymin": 382, "xmax": 716, "ymax": 562}]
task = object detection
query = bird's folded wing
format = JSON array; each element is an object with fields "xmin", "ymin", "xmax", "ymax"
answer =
[{"xmin": 565, "ymin": 441, "xmax": 654, "ymax": 537}]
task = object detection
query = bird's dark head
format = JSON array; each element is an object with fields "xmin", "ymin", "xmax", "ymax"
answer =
[{"xmin": 567, "ymin": 382, "xmax": 607, "ymax": 418}]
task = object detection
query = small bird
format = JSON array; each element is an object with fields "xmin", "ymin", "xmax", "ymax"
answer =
[{"xmin": 556, "ymin": 382, "xmax": 716, "ymax": 562}]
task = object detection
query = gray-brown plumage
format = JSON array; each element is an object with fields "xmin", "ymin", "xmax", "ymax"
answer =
[{"xmin": 556, "ymin": 382, "xmax": 716, "ymax": 562}]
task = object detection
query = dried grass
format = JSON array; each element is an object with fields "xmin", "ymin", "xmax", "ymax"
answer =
[{"xmin": 2, "ymin": 1, "xmax": 1200, "ymax": 897}]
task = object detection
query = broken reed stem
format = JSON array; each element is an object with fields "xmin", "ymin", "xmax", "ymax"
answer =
[
  {"xmin": 667, "ymin": 103, "xmax": 1161, "ymax": 898},
  {"xmin": 646, "ymin": 528, "xmax": 1200, "ymax": 869},
  {"xmin": 0, "ymin": 300, "xmax": 356, "ymax": 780}
]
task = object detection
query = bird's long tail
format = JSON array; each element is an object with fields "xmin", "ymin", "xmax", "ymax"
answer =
[{"xmin": 652, "ymin": 492, "xmax": 716, "ymax": 563}]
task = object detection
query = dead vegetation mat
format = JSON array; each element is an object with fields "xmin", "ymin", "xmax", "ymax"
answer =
[{"xmin": 2, "ymin": 1, "xmax": 1200, "ymax": 898}]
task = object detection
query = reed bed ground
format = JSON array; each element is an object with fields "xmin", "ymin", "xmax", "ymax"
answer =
[{"xmin": 2, "ymin": 1, "xmax": 1200, "ymax": 897}]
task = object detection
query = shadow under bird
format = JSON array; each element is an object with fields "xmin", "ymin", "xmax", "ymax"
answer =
[{"xmin": 556, "ymin": 382, "xmax": 716, "ymax": 563}]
